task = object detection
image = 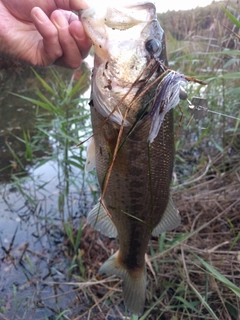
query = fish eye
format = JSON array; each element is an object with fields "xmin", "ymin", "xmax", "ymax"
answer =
[{"xmin": 145, "ymin": 39, "xmax": 161, "ymax": 55}]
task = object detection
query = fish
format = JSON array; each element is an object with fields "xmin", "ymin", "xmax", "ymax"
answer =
[{"xmin": 80, "ymin": 1, "xmax": 185, "ymax": 315}]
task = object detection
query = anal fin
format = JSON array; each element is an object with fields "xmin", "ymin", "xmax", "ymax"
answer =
[{"xmin": 152, "ymin": 196, "xmax": 180, "ymax": 237}]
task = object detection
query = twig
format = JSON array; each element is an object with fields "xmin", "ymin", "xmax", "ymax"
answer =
[
  {"xmin": 184, "ymin": 75, "xmax": 208, "ymax": 85},
  {"xmin": 182, "ymin": 244, "xmax": 238, "ymax": 256},
  {"xmin": 222, "ymin": 24, "xmax": 240, "ymax": 40},
  {"xmin": 73, "ymin": 281, "xmax": 121, "ymax": 319},
  {"xmin": 43, "ymin": 276, "xmax": 118, "ymax": 288},
  {"xmin": 0, "ymin": 313, "xmax": 10, "ymax": 320},
  {"xmin": 172, "ymin": 156, "xmax": 212, "ymax": 190},
  {"xmin": 76, "ymin": 59, "xmax": 157, "ymax": 148}
]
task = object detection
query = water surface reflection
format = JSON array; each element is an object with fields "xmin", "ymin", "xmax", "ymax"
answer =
[{"xmin": 0, "ymin": 60, "xmax": 99, "ymax": 319}]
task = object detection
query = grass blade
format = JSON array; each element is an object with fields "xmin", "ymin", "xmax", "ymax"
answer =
[
  {"xmin": 188, "ymin": 281, "xmax": 219, "ymax": 320},
  {"xmin": 31, "ymin": 68, "xmax": 56, "ymax": 96},
  {"xmin": 222, "ymin": 7, "xmax": 240, "ymax": 28},
  {"xmin": 196, "ymin": 255, "xmax": 240, "ymax": 297}
]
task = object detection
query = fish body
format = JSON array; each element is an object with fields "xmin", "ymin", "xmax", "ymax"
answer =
[{"xmin": 81, "ymin": 2, "xmax": 181, "ymax": 315}]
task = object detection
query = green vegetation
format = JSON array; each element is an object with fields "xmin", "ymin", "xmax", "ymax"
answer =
[
  {"xmin": 158, "ymin": 0, "xmax": 238, "ymax": 41},
  {"xmin": 9, "ymin": 68, "xmax": 92, "ymax": 218},
  {"xmin": 0, "ymin": 67, "xmax": 97, "ymax": 319},
  {"xmin": 162, "ymin": 2, "xmax": 240, "ymax": 184}
]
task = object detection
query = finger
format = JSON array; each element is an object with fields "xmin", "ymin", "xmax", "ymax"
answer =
[
  {"xmin": 51, "ymin": 10, "xmax": 86, "ymax": 68},
  {"xmin": 31, "ymin": 7, "xmax": 63, "ymax": 66},
  {"xmin": 54, "ymin": 0, "xmax": 89, "ymax": 11},
  {"xmin": 69, "ymin": 20, "xmax": 92, "ymax": 59},
  {"xmin": 52, "ymin": 10, "xmax": 92, "ymax": 59}
]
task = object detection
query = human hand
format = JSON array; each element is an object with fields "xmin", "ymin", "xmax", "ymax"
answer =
[{"xmin": 0, "ymin": 0, "xmax": 92, "ymax": 68}]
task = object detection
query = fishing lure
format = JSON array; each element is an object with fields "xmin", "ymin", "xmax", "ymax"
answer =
[{"xmin": 148, "ymin": 71, "xmax": 187, "ymax": 143}]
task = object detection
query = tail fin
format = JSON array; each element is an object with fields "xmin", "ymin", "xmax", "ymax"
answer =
[{"xmin": 98, "ymin": 251, "xmax": 146, "ymax": 315}]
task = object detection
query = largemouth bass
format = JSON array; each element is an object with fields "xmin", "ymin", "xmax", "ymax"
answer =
[{"xmin": 81, "ymin": 1, "xmax": 184, "ymax": 315}]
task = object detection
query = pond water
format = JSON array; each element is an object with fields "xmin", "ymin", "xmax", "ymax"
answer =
[{"xmin": 0, "ymin": 60, "xmax": 102, "ymax": 319}]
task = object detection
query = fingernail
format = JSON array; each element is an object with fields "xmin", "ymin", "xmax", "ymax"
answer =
[
  {"xmin": 52, "ymin": 13, "xmax": 68, "ymax": 28},
  {"xmin": 73, "ymin": 25, "xmax": 89, "ymax": 42},
  {"xmin": 74, "ymin": 34, "xmax": 85, "ymax": 42}
]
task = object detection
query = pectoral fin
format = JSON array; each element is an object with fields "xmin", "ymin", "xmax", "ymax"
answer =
[
  {"xmin": 85, "ymin": 137, "xmax": 96, "ymax": 172},
  {"xmin": 152, "ymin": 196, "xmax": 180, "ymax": 237},
  {"xmin": 87, "ymin": 201, "xmax": 118, "ymax": 238}
]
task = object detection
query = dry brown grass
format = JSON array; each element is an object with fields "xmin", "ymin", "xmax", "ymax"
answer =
[{"xmin": 65, "ymin": 148, "xmax": 240, "ymax": 319}]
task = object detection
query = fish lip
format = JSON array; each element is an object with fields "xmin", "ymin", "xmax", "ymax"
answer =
[
  {"xmin": 80, "ymin": 1, "xmax": 157, "ymax": 22},
  {"xmin": 80, "ymin": 3, "xmax": 162, "ymax": 66},
  {"xmin": 80, "ymin": 2, "xmax": 157, "ymax": 36}
]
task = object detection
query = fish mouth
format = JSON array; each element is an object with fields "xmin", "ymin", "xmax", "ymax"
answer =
[
  {"xmin": 80, "ymin": 2, "xmax": 158, "ymax": 62},
  {"xmin": 80, "ymin": 2, "xmax": 167, "ymax": 127},
  {"xmin": 102, "ymin": 2, "xmax": 156, "ymax": 30}
]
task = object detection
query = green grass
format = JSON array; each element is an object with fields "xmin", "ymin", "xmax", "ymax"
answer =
[{"xmin": 8, "ymin": 68, "xmax": 93, "ymax": 223}]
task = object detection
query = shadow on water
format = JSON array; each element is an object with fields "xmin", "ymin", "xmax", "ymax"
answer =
[
  {"xmin": 0, "ymin": 60, "xmax": 100, "ymax": 319},
  {"xmin": 0, "ymin": 62, "xmax": 90, "ymax": 182}
]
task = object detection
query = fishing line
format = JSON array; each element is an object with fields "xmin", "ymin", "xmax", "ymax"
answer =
[
  {"xmin": 206, "ymin": 109, "xmax": 240, "ymax": 121},
  {"xmin": 186, "ymin": 98, "xmax": 240, "ymax": 121}
]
